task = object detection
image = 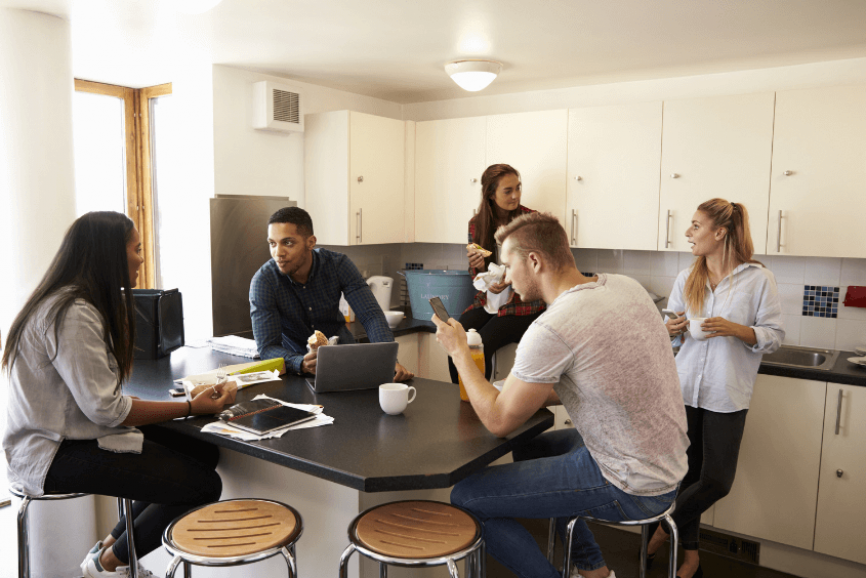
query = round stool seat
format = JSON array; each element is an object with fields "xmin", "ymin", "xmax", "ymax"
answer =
[
  {"xmin": 9, "ymin": 487, "xmax": 89, "ymax": 500},
  {"xmin": 170, "ymin": 500, "xmax": 300, "ymax": 558},
  {"xmin": 354, "ymin": 500, "xmax": 481, "ymax": 559}
]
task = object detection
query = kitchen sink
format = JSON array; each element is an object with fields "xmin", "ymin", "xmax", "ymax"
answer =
[{"xmin": 761, "ymin": 345, "xmax": 840, "ymax": 371}]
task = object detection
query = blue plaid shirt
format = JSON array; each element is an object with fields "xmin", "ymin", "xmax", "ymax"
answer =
[{"xmin": 249, "ymin": 248, "xmax": 393, "ymax": 374}]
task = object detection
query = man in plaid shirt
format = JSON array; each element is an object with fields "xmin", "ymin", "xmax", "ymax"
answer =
[{"xmin": 249, "ymin": 207, "xmax": 413, "ymax": 380}]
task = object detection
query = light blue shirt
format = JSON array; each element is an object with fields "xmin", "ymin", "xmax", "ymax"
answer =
[{"xmin": 667, "ymin": 262, "xmax": 784, "ymax": 412}]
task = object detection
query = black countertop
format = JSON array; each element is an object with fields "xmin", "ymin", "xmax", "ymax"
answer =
[{"xmin": 130, "ymin": 346, "xmax": 553, "ymax": 493}]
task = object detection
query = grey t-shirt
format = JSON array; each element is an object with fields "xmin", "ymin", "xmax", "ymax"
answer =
[
  {"xmin": 2, "ymin": 292, "xmax": 139, "ymax": 496},
  {"xmin": 512, "ymin": 274, "xmax": 689, "ymax": 495}
]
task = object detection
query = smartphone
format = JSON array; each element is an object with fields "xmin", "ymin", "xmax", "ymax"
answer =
[
  {"xmin": 661, "ymin": 309, "xmax": 682, "ymax": 319},
  {"xmin": 169, "ymin": 387, "xmax": 187, "ymax": 397},
  {"xmin": 429, "ymin": 296, "xmax": 451, "ymax": 322}
]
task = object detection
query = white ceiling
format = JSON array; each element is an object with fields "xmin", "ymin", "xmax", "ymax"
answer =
[{"xmin": 5, "ymin": 0, "xmax": 866, "ymax": 103}]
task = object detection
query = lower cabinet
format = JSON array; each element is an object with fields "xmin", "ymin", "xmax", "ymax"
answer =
[
  {"xmin": 394, "ymin": 334, "xmax": 419, "ymax": 377},
  {"xmin": 814, "ymin": 384, "xmax": 866, "ymax": 565},
  {"xmin": 712, "ymin": 374, "xmax": 826, "ymax": 550}
]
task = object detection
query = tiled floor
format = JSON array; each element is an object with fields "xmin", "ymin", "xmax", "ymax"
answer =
[{"xmin": 486, "ymin": 518, "xmax": 799, "ymax": 578}]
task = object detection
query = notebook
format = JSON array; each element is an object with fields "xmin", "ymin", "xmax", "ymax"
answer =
[
  {"xmin": 306, "ymin": 342, "xmax": 399, "ymax": 393},
  {"xmin": 218, "ymin": 399, "xmax": 317, "ymax": 435}
]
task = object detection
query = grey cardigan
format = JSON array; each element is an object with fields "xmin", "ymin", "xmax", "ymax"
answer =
[{"xmin": 2, "ymin": 293, "xmax": 139, "ymax": 496}]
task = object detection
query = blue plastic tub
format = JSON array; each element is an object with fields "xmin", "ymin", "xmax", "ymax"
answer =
[{"xmin": 403, "ymin": 270, "xmax": 477, "ymax": 321}]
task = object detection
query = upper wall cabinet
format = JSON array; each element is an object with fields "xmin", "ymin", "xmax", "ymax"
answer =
[
  {"xmin": 305, "ymin": 110, "xmax": 405, "ymax": 245},
  {"xmin": 414, "ymin": 116, "xmax": 486, "ymax": 244},
  {"xmin": 768, "ymin": 85, "xmax": 866, "ymax": 258},
  {"xmin": 657, "ymin": 93, "xmax": 775, "ymax": 253},
  {"xmin": 486, "ymin": 110, "xmax": 568, "ymax": 227},
  {"xmin": 567, "ymin": 102, "xmax": 662, "ymax": 250}
]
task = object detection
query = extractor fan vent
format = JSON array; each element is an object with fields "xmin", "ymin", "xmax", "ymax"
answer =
[{"xmin": 253, "ymin": 81, "xmax": 304, "ymax": 133}]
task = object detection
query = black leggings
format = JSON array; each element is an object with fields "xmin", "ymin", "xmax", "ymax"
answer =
[
  {"xmin": 656, "ymin": 406, "xmax": 748, "ymax": 550},
  {"xmin": 447, "ymin": 306, "xmax": 542, "ymax": 383},
  {"xmin": 44, "ymin": 425, "xmax": 222, "ymax": 563}
]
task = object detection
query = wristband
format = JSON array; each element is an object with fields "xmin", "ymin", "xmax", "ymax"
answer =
[{"xmin": 186, "ymin": 400, "xmax": 192, "ymax": 417}]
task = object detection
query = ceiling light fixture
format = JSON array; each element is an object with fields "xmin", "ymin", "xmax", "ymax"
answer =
[{"xmin": 444, "ymin": 60, "xmax": 502, "ymax": 92}]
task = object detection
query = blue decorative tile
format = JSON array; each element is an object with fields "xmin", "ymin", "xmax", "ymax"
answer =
[{"xmin": 802, "ymin": 285, "xmax": 840, "ymax": 317}]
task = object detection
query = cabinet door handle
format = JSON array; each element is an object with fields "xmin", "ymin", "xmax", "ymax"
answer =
[
  {"xmin": 356, "ymin": 210, "xmax": 363, "ymax": 244},
  {"xmin": 776, "ymin": 210, "xmax": 783, "ymax": 253},
  {"xmin": 670, "ymin": 173, "xmax": 680, "ymax": 179},
  {"xmin": 571, "ymin": 210, "xmax": 577, "ymax": 245},
  {"xmin": 564, "ymin": 419, "xmax": 573, "ymax": 426},
  {"xmin": 470, "ymin": 178, "xmax": 478, "ymax": 184},
  {"xmin": 357, "ymin": 175, "xmax": 364, "ymax": 183},
  {"xmin": 665, "ymin": 210, "xmax": 673, "ymax": 249},
  {"xmin": 837, "ymin": 469, "xmax": 844, "ymax": 478},
  {"xmin": 835, "ymin": 388, "xmax": 843, "ymax": 435}
]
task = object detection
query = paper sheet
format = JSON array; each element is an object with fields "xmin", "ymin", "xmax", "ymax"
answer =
[{"xmin": 200, "ymin": 394, "xmax": 334, "ymax": 441}]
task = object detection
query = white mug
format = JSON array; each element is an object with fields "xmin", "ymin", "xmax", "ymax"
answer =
[
  {"xmin": 689, "ymin": 318, "xmax": 710, "ymax": 341},
  {"xmin": 379, "ymin": 383, "xmax": 417, "ymax": 415}
]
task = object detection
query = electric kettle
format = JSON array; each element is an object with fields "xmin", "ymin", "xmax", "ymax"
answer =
[{"xmin": 366, "ymin": 276, "xmax": 393, "ymax": 312}]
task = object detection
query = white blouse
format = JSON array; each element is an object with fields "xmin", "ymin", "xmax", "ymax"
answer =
[{"xmin": 667, "ymin": 262, "xmax": 785, "ymax": 412}]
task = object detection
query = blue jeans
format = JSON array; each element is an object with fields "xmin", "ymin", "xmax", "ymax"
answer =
[{"xmin": 451, "ymin": 429, "xmax": 678, "ymax": 578}]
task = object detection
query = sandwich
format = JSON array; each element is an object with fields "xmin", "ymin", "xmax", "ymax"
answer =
[
  {"xmin": 307, "ymin": 330, "xmax": 329, "ymax": 351},
  {"xmin": 467, "ymin": 243, "xmax": 492, "ymax": 258}
]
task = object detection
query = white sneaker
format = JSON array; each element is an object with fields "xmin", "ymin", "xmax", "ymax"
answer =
[
  {"xmin": 81, "ymin": 545, "xmax": 156, "ymax": 578},
  {"xmin": 569, "ymin": 567, "xmax": 616, "ymax": 578}
]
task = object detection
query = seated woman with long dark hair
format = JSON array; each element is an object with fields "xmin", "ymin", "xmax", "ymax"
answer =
[{"xmin": 2, "ymin": 211, "xmax": 237, "ymax": 578}]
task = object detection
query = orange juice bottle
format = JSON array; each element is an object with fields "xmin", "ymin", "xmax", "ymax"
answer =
[{"xmin": 459, "ymin": 329, "xmax": 484, "ymax": 402}]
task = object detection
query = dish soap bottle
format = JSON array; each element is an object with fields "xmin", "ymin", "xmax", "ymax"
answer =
[{"xmin": 459, "ymin": 329, "xmax": 485, "ymax": 402}]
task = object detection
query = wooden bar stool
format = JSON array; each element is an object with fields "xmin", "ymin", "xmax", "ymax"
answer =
[
  {"xmin": 339, "ymin": 500, "xmax": 485, "ymax": 578},
  {"xmin": 10, "ymin": 488, "xmax": 138, "ymax": 578},
  {"xmin": 546, "ymin": 502, "xmax": 679, "ymax": 578},
  {"xmin": 161, "ymin": 498, "xmax": 302, "ymax": 577}
]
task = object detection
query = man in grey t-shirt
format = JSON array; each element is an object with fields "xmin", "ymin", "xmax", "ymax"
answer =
[{"xmin": 435, "ymin": 212, "xmax": 688, "ymax": 578}]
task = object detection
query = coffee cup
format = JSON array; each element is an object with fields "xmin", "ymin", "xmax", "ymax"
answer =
[
  {"xmin": 379, "ymin": 383, "xmax": 417, "ymax": 415},
  {"xmin": 689, "ymin": 318, "xmax": 710, "ymax": 341}
]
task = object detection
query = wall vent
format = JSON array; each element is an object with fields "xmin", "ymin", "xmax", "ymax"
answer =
[
  {"xmin": 252, "ymin": 81, "xmax": 304, "ymax": 133},
  {"xmin": 698, "ymin": 528, "xmax": 760, "ymax": 564}
]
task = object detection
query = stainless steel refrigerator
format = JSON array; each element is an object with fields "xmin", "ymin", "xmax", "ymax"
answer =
[{"xmin": 210, "ymin": 194, "xmax": 296, "ymax": 338}]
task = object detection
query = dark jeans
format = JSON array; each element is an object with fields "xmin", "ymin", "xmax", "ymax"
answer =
[
  {"xmin": 653, "ymin": 406, "xmax": 748, "ymax": 550},
  {"xmin": 451, "ymin": 429, "xmax": 677, "ymax": 576},
  {"xmin": 447, "ymin": 306, "xmax": 542, "ymax": 383},
  {"xmin": 44, "ymin": 425, "xmax": 222, "ymax": 564}
]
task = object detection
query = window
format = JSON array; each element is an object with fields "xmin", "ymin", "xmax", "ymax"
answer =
[{"xmin": 72, "ymin": 80, "xmax": 172, "ymax": 289}]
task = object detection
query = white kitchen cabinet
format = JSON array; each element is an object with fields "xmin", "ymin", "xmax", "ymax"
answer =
[
  {"xmin": 768, "ymin": 84, "xmax": 866, "ymax": 258},
  {"xmin": 417, "ymin": 332, "xmax": 452, "ymax": 383},
  {"xmin": 814, "ymin": 384, "xmax": 866, "ymax": 564},
  {"xmin": 486, "ymin": 110, "xmax": 568, "ymax": 227},
  {"xmin": 567, "ymin": 102, "xmax": 663, "ymax": 250},
  {"xmin": 712, "ymin": 374, "xmax": 826, "ymax": 550},
  {"xmin": 657, "ymin": 93, "xmax": 775, "ymax": 253},
  {"xmin": 394, "ymin": 333, "xmax": 419, "ymax": 377},
  {"xmin": 305, "ymin": 110, "xmax": 405, "ymax": 245},
  {"xmin": 414, "ymin": 116, "xmax": 486, "ymax": 244}
]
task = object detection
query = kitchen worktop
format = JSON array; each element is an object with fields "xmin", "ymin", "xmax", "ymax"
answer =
[{"xmin": 349, "ymin": 316, "xmax": 866, "ymax": 387}]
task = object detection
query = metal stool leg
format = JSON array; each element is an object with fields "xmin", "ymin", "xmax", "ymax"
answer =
[
  {"xmin": 17, "ymin": 496, "xmax": 32, "ymax": 578},
  {"xmin": 182, "ymin": 561, "xmax": 191, "ymax": 578},
  {"xmin": 279, "ymin": 545, "xmax": 296, "ymax": 578},
  {"xmin": 562, "ymin": 517, "xmax": 578, "ymax": 578},
  {"xmin": 123, "ymin": 498, "xmax": 138, "ymax": 578},
  {"xmin": 546, "ymin": 517, "xmax": 556, "ymax": 563},
  {"xmin": 379, "ymin": 561, "xmax": 387, "ymax": 577},
  {"xmin": 665, "ymin": 514, "xmax": 679, "ymax": 578},
  {"xmin": 446, "ymin": 558, "xmax": 459, "ymax": 578},
  {"xmin": 165, "ymin": 555, "xmax": 182, "ymax": 578},
  {"xmin": 640, "ymin": 523, "xmax": 649, "ymax": 578},
  {"xmin": 339, "ymin": 543, "xmax": 356, "ymax": 578}
]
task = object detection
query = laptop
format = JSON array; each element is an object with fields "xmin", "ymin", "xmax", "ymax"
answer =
[{"xmin": 305, "ymin": 342, "xmax": 399, "ymax": 393}]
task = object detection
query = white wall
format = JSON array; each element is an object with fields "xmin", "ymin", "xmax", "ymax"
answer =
[{"xmin": 212, "ymin": 65, "xmax": 402, "ymax": 205}]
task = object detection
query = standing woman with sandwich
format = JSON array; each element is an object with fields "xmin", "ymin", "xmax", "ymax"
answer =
[
  {"xmin": 646, "ymin": 198, "xmax": 783, "ymax": 578},
  {"xmin": 447, "ymin": 164, "xmax": 546, "ymax": 384},
  {"xmin": 2, "ymin": 211, "xmax": 236, "ymax": 578}
]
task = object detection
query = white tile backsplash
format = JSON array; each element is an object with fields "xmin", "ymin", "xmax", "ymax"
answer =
[
  {"xmin": 678, "ymin": 251, "xmax": 696, "ymax": 272},
  {"xmin": 623, "ymin": 250, "xmax": 653, "ymax": 277},
  {"xmin": 651, "ymin": 251, "xmax": 681, "ymax": 278},
  {"xmin": 572, "ymin": 248, "xmax": 598, "ymax": 274},
  {"xmin": 841, "ymin": 258, "xmax": 866, "ymax": 286},
  {"xmin": 800, "ymin": 316, "xmax": 838, "ymax": 349},
  {"xmin": 834, "ymin": 319, "xmax": 866, "ymax": 352},
  {"xmin": 777, "ymin": 283, "xmax": 805, "ymax": 315},
  {"xmin": 781, "ymin": 314, "xmax": 801, "ymax": 345},
  {"xmin": 802, "ymin": 256, "xmax": 842, "ymax": 286},
  {"xmin": 769, "ymin": 256, "xmax": 805, "ymax": 285},
  {"xmin": 597, "ymin": 249, "xmax": 625, "ymax": 274}
]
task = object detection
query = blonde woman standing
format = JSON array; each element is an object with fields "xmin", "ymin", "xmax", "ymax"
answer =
[{"xmin": 647, "ymin": 199, "xmax": 784, "ymax": 578}]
